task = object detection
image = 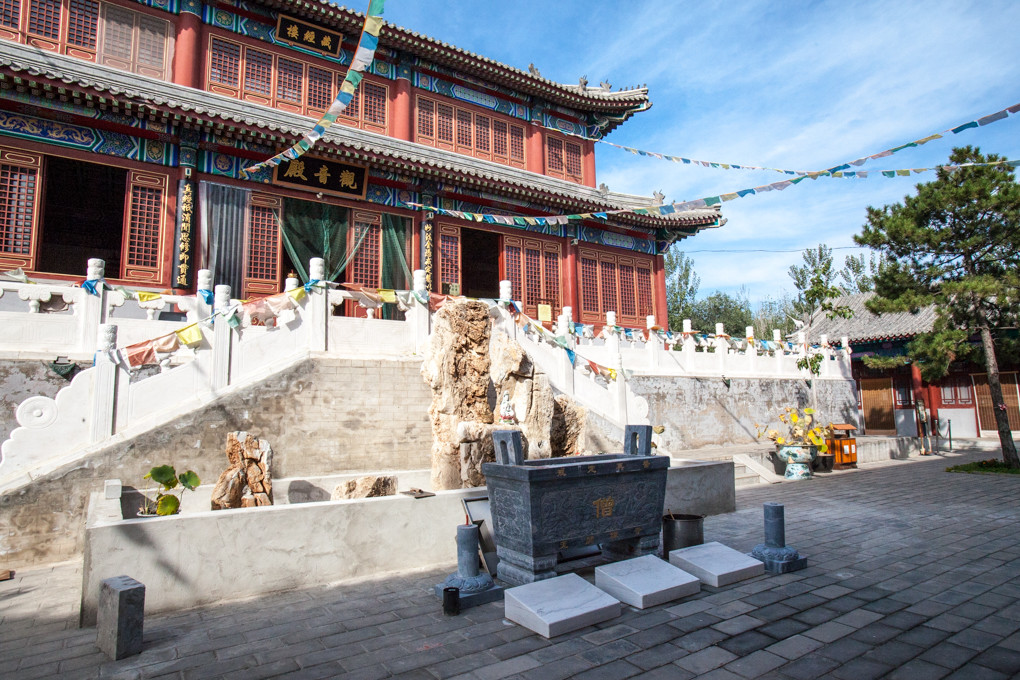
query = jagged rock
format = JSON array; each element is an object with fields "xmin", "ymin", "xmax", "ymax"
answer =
[
  {"xmin": 210, "ymin": 431, "xmax": 274, "ymax": 510},
  {"xmin": 421, "ymin": 301, "xmax": 493, "ymax": 490},
  {"xmin": 552, "ymin": 395, "xmax": 587, "ymax": 456},
  {"xmin": 456, "ymin": 422, "xmax": 524, "ymax": 487},
  {"xmin": 332, "ymin": 475, "xmax": 397, "ymax": 500}
]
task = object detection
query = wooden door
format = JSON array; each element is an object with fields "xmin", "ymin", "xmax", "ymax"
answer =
[
  {"xmin": 972, "ymin": 373, "xmax": 1020, "ymax": 431},
  {"xmin": 435, "ymin": 224, "xmax": 461, "ymax": 296},
  {"xmin": 345, "ymin": 211, "xmax": 382, "ymax": 318},
  {"xmin": 860, "ymin": 377, "xmax": 895, "ymax": 434}
]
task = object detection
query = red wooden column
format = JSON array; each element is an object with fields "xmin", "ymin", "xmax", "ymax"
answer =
[
  {"xmin": 526, "ymin": 124, "xmax": 544, "ymax": 174},
  {"xmin": 171, "ymin": 9, "xmax": 203, "ymax": 89},
  {"xmin": 652, "ymin": 254, "xmax": 669, "ymax": 329},
  {"xmin": 582, "ymin": 139, "xmax": 596, "ymax": 188},
  {"xmin": 564, "ymin": 240, "xmax": 579, "ymax": 317},
  {"xmin": 392, "ymin": 76, "xmax": 413, "ymax": 141}
]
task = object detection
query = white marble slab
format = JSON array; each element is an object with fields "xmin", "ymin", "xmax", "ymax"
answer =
[
  {"xmin": 669, "ymin": 541, "xmax": 765, "ymax": 587},
  {"xmin": 503, "ymin": 573, "xmax": 621, "ymax": 638},
  {"xmin": 595, "ymin": 555, "xmax": 701, "ymax": 608}
]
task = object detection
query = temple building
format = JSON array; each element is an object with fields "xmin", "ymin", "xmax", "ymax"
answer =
[{"xmin": 0, "ymin": 0, "xmax": 721, "ymax": 329}]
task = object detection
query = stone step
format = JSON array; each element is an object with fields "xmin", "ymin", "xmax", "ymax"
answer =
[
  {"xmin": 594, "ymin": 555, "xmax": 700, "ymax": 609},
  {"xmin": 669, "ymin": 541, "xmax": 765, "ymax": 587},
  {"xmin": 734, "ymin": 471, "xmax": 764, "ymax": 487}
]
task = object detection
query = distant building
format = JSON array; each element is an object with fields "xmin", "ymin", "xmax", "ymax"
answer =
[
  {"xmin": 0, "ymin": 0, "xmax": 721, "ymax": 328},
  {"xmin": 801, "ymin": 293, "xmax": 1019, "ymax": 438}
]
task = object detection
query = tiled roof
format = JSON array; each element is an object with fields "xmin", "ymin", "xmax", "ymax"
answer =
[
  {"xmin": 0, "ymin": 40, "xmax": 717, "ymax": 237},
  {"xmin": 801, "ymin": 292, "xmax": 937, "ymax": 344},
  {"xmin": 260, "ymin": 0, "xmax": 651, "ymax": 122}
]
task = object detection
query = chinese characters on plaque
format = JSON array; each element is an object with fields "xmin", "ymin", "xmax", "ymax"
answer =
[
  {"xmin": 173, "ymin": 179, "xmax": 195, "ymax": 289},
  {"xmin": 275, "ymin": 15, "xmax": 343, "ymax": 58},
  {"xmin": 273, "ymin": 157, "xmax": 369, "ymax": 199}
]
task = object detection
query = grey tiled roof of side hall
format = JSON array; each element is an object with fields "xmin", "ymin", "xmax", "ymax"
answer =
[{"xmin": 801, "ymin": 292, "xmax": 938, "ymax": 344}]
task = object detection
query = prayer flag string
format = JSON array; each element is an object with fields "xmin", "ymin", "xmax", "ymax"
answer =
[{"xmin": 241, "ymin": 0, "xmax": 385, "ymax": 177}]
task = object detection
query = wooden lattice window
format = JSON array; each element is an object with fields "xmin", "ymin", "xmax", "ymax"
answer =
[
  {"xmin": 456, "ymin": 109, "xmax": 473, "ymax": 149},
  {"xmin": 416, "ymin": 96, "xmax": 526, "ymax": 167},
  {"xmin": 417, "ymin": 98, "xmax": 434, "ymax": 138},
  {"xmin": 580, "ymin": 256, "xmax": 599, "ymax": 313},
  {"xmin": 436, "ymin": 103, "xmax": 454, "ymax": 143},
  {"xmin": 124, "ymin": 171, "xmax": 164, "ymax": 275},
  {"xmin": 67, "ymin": 0, "xmax": 98, "ymax": 48},
  {"xmin": 0, "ymin": 152, "xmax": 40, "ymax": 266},
  {"xmin": 98, "ymin": 4, "xmax": 169, "ymax": 79},
  {"xmin": 492, "ymin": 119, "xmax": 507, "ymax": 157},
  {"xmin": 362, "ymin": 82, "xmax": 386, "ymax": 126},
  {"xmin": 349, "ymin": 213, "xmax": 381, "ymax": 286},
  {"xmin": 504, "ymin": 241, "xmax": 521, "ymax": 303},
  {"xmin": 244, "ymin": 48, "xmax": 273, "ymax": 96},
  {"xmin": 307, "ymin": 66, "xmax": 333, "ymax": 110},
  {"xmin": 209, "ymin": 38, "xmax": 240, "ymax": 86},
  {"xmin": 940, "ymin": 375, "xmax": 974, "ymax": 406},
  {"xmin": 636, "ymin": 266, "xmax": 653, "ymax": 318},
  {"xmin": 437, "ymin": 225, "xmax": 460, "ymax": 295},
  {"xmin": 338, "ymin": 71, "xmax": 359, "ymax": 118},
  {"xmin": 475, "ymin": 115, "xmax": 491, "ymax": 152},
  {"xmin": 244, "ymin": 194, "xmax": 281, "ymax": 297},
  {"xmin": 276, "ymin": 57, "xmax": 302, "ymax": 103},
  {"xmin": 503, "ymin": 235, "xmax": 560, "ymax": 319},
  {"xmin": 0, "ymin": 0, "xmax": 20, "ymax": 30},
  {"xmin": 27, "ymin": 0, "xmax": 60, "ymax": 38},
  {"xmin": 578, "ymin": 248, "xmax": 656, "ymax": 326},
  {"xmin": 547, "ymin": 135, "xmax": 583, "ymax": 182}
]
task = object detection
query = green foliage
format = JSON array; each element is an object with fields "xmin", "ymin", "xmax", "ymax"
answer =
[
  {"xmin": 856, "ymin": 146, "xmax": 1020, "ymax": 467},
  {"xmin": 789, "ymin": 244, "xmax": 854, "ymax": 321},
  {"xmin": 796, "ymin": 353, "xmax": 824, "ymax": 375},
  {"xmin": 861, "ymin": 354, "xmax": 911, "ymax": 371},
  {"xmin": 690, "ymin": 289, "xmax": 752, "ymax": 335},
  {"xmin": 839, "ymin": 252, "xmax": 882, "ymax": 294},
  {"xmin": 141, "ymin": 465, "xmax": 201, "ymax": 516},
  {"xmin": 664, "ymin": 250, "xmax": 700, "ymax": 330}
]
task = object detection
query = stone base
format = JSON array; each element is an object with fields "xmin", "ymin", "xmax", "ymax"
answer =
[
  {"xmin": 595, "ymin": 555, "xmax": 701, "ymax": 608},
  {"xmin": 669, "ymin": 541, "xmax": 765, "ymax": 587},
  {"xmin": 496, "ymin": 547, "xmax": 558, "ymax": 586},
  {"xmin": 750, "ymin": 543, "xmax": 808, "ymax": 574},
  {"xmin": 432, "ymin": 582, "xmax": 504, "ymax": 608},
  {"xmin": 504, "ymin": 573, "xmax": 621, "ymax": 638},
  {"xmin": 601, "ymin": 533, "xmax": 660, "ymax": 562}
]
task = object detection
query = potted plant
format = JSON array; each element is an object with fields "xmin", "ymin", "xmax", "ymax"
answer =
[
  {"xmin": 138, "ymin": 465, "xmax": 201, "ymax": 516},
  {"xmin": 755, "ymin": 407, "xmax": 830, "ymax": 480}
]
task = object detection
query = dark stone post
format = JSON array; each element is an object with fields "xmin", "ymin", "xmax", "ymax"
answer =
[
  {"xmin": 434, "ymin": 524, "xmax": 503, "ymax": 608},
  {"xmin": 751, "ymin": 502, "xmax": 807, "ymax": 573},
  {"xmin": 623, "ymin": 425, "xmax": 652, "ymax": 456},
  {"xmin": 97, "ymin": 576, "xmax": 145, "ymax": 659}
]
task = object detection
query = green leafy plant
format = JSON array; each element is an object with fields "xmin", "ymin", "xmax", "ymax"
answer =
[
  {"xmin": 796, "ymin": 353, "xmax": 824, "ymax": 376},
  {"xmin": 755, "ymin": 407, "xmax": 829, "ymax": 451},
  {"xmin": 140, "ymin": 465, "xmax": 201, "ymax": 516}
]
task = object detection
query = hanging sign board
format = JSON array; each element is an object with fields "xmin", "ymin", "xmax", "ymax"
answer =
[
  {"xmin": 537, "ymin": 304, "xmax": 553, "ymax": 323},
  {"xmin": 273, "ymin": 157, "xmax": 369, "ymax": 200},
  {"xmin": 275, "ymin": 15, "xmax": 343, "ymax": 58}
]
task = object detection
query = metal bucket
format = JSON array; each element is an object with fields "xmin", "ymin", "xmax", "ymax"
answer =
[{"xmin": 662, "ymin": 513, "xmax": 705, "ymax": 554}]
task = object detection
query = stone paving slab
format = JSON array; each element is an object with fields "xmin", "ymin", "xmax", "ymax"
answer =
[{"xmin": 2, "ymin": 447, "xmax": 1020, "ymax": 679}]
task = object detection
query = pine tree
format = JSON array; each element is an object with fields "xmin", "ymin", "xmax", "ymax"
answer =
[{"xmin": 856, "ymin": 146, "xmax": 1020, "ymax": 468}]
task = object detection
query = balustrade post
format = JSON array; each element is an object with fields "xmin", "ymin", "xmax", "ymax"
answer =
[
  {"xmin": 605, "ymin": 311, "xmax": 628, "ymax": 424},
  {"xmin": 499, "ymin": 279, "xmax": 515, "ymax": 339},
  {"xmin": 646, "ymin": 315, "xmax": 661, "ymax": 369},
  {"xmin": 746, "ymin": 325, "xmax": 758, "ymax": 374},
  {"xmin": 715, "ymin": 323, "xmax": 728, "ymax": 372},
  {"xmin": 194, "ymin": 269, "xmax": 213, "ymax": 322},
  {"xmin": 79, "ymin": 258, "xmax": 106, "ymax": 355},
  {"xmin": 212, "ymin": 285, "xmax": 232, "ymax": 390},
  {"xmin": 840, "ymin": 335, "xmax": 851, "ymax": 377},
  {"xmin": 411, "ymin": 269, "xmax": 430, "ymax": 353},
  {"xmin": 682, "ymin": 319, "xmax": 696, "ymax": 355},
  {"xmin": 773, "ymin": 329, "xmax": 784, "ymax": 373},
  {"xmin": 90, "ymin": 323, "xmax": 122, "ymax": 443},
  {"xmin": 307, "ymin": 258, "xmax": 328, "ymax": 352}
]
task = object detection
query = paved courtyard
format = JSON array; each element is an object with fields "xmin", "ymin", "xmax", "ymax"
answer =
[{"xmin": 3, "ymin": 446, "xmax": 1020, "ymax": 679}]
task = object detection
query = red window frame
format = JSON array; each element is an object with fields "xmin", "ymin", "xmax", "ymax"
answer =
[
  {"xmin": 0, "ymin": 147, "xmax": 42, "ymax": 270},
  {"xmin": 243, "ymin": 194, "xmax": 281, "ymax": 298},
  {"xmin": 416, "ymin": 95, "xmax": 526, "ymax": 169},
  {"xmin": 939, "ymin": 375, "xmax": 974, "ymax": 407},
  {"xmin": 502, "ymin": 235, "xmax": 561, "ymax": 321},
  {"xmin": 577, "ymin": 246, "xmax": 656, "ymax": 327},
  {"xmin": 547, "ymin": 134, "xmax": 584, "ymax": 183}
]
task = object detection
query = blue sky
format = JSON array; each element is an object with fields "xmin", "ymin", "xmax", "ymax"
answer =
[{"xmin": 383, "ymin": 1, "xmax": 1020, "ymax": 304}]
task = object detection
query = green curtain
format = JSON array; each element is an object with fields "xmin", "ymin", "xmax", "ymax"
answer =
[
  {"xmin": 281, "ymin": 197, "xmax": 351, "ymax": 282},
  {"xmin": 380, "ymin": 213, "xmax": 412, "ymax": 320}
]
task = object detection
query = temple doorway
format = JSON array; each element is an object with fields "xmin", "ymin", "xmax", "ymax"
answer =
[{"xmin": 460, "ymin": 228, "xmax": 500, "ymax": 299}]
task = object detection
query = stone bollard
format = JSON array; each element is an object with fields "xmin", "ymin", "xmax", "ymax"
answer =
[
  {"xmin": 492, "ymin": 430, "xmax": 524, "ymax": 465},
  {"xmin": 623, "ymin": 424, "xmax": 652, "ymax": 456},
  {"xmin": 97, "ymin": 576, "xmax": 145, "ymax": 659},
  {"xmin": 750, "ymin": 503, "xmax": 807, "ymax": 574},
  {"xmin": 434, "ymin": 523, "xmax": 503, "ymax": 609}
]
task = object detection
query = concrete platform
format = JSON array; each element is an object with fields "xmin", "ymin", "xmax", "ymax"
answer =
[
  {"xmin": 669, "ymin": 541, "xmax": 765, "ymax": 587},
  {"xmin": 595, "ymin": 555, "xmax": 701, "ymax": 608},
  {"xmin": 503, "ymin": 573, "xmax": 621, "ymax": 638}
]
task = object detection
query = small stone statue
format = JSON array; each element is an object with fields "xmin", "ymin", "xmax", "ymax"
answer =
[{"xmin": 498, "ymin": 391, "xmax": 517, "ymax": 424}]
